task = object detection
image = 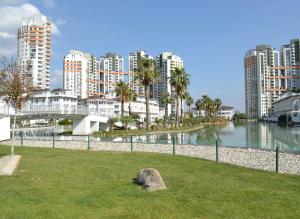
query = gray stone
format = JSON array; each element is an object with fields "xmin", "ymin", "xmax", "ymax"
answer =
[
  {"xmin": 136, "ymin": 168, "xmax": 166, "ymax": 191},
  {"xmin": 0, "ymin": 155, "xmax": 21, "ymax": 176}
]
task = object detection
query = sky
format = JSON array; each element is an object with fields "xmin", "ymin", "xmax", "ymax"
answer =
[{"xmin": 1, "ymin": 0, "xmax": 300, "ymax": 112}]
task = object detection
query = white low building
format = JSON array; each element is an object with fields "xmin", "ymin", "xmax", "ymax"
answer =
[
  {"xmin": 217, "ymin": 106, "xmax": 234, "ymax": 119},
  {"xmin": 114, "ymin": 97, "xmax": 160, "ymax": 122},
  {"xmin": 270, "ymin": 91, "xmax": 300, "ymax": 125},
  {"xmin": 0, "ymin": 100, "xmax": 10, "ymax": 141}
]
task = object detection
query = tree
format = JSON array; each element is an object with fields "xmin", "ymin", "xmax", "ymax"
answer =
[
  {"xmin": 185, "ymin": 93, "xmax": 194, "ymax": 113},
  {"xmin": 126, "ymin": 88, "xmax": 136, "ymax": 116},
  {"xmin": 0, "ymin": 57, "xmax": 38, "ymax": 155},
  {"xmin": 170, "ymin": 67, "xmax": 190, "ymax": 127},
  {"xmin": 120, "ymin": 116, "xmax": 134, "ymax": 131},
  {"xmin": 107, "ymin": 117, "xmax": 118, "ymax": 131},
  {"xmin": 115, "ymin": 81, "xmax": 130, "ymax": 116},
  {"xmin": 161, "ymin": 91, "xmax": 174, "ymax": 128},
  {"xmin": 195, "ymin": 99, "xmax": 204, "ymax": 116},
  {"xmin": 212, "ymin": 98, "xmax": 222, "ymax": 115},
  {"xmin": 135, "ymin": 58, "xmax": 160, "ymax": 130}
]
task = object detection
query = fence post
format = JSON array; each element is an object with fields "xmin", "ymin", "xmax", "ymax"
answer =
[
  {"xmin": 21, "ymin": 132, "xmax": 23, "ymax": 147},
  {"xmin": 216, "ymin": 139, "xmax": 219, "ymax": 162},
  {"xmin": 130, "ymin": 135, "xmax": 133, "ymax": 152},
  {"xmin": 87, "ymin": 135, "xmax": 90, "ymax": 150},
  {"xmin": 52, "ymin": 133, "xmax": 55, "ymax": 149},
  {"xmin": 276, "ymin": 146, "xmax": 279, "ymax": 173},
  {"xmin": 172, "ymin": 136, "xmax": 176, "ymax": 155}
]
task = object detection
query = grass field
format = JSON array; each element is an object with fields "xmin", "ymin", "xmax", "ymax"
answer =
[{"xmin": 0, "ymin": 145, "xmax": 300, "ymax": 219}]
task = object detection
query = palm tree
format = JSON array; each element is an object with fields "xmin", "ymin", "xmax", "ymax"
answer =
[
  {"xmin": 213, "ymin": 98, "xmax": 222, "ymax": 116},
  {"xmin": 185, "ymin": 93, "xmax": 194, "ymax": 113},
  {"xmin": 170, "ymin": 67, "xmax": 190, "ymax": 127},
  {"xmin": 115, "ymin": 81, "xmax": 130, "ymax": 116},
  {"xmin": 135, "ymin": 58, "xmax": 160, "ymax": 130},
  {"xmin": 195, "ymin": 99, "xmax": 203, "ymax": 116},
  {"xmin": 161, "ymin": 91, "xmax": 174, "ymax": 128},
  {"xmin": 126, "ymin": 88, "xmax": 136, "ymax": 116}
]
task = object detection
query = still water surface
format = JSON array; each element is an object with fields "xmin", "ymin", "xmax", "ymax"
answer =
[{"xmin": 16, "ymin": 122, "xmax": 300, "ymax": 153}]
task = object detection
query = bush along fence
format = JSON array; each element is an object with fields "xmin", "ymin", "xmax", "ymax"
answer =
[{"xmin": 4, "ymin": 133, "xmax": 300, "ymax": 175}]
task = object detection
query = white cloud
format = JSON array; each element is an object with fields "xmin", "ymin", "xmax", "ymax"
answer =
[
  {"xmin": 0, "ymin": 3, "xmax": 62, "ymax": 56},
  {"xmin": 50, "ymin": 69, "xmax": 63, "ymax": 88},
  {"xmin": 0, "ymin": 31, "xmax": 15, "ymax": 39},
  {"xmin": 43, "ymin": 0, "xmax": 56, "ymax": 9}
]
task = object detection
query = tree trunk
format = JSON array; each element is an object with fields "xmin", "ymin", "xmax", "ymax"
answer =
[
  {"xmin": 164, "ymin": 104, "xmax": 168, "ymax": 128},
  {"xmin": 145, "ymin": 85, "xmax": 150, "ymax": 130},
  {"xmin": 180, "ymin": 96, "xmax": 183, "ymax": 122},
  {"xmin": 128, "ymin": 102, "xmax": 132, "ymax": 116},
  {"xmin": 11, "ymin": 115, "xmax": 17, "ymax": 156},
  {"xmin": 121, "ymin": 99, "xmax": 124, "ymax": 116},
  {"xmin": 175, "ymin": 95, "xmax": 179, "ymax": 128}
]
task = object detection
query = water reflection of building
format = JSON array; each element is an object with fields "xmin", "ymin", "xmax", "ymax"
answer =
[{"xmin": 246, "ymin": 121, "xmax": 300, "ymax": 151}]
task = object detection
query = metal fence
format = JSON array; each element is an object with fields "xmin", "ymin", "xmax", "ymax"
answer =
[{"xmin": 5, "ymin": 133, "xmax": 299, "ymax": 175}]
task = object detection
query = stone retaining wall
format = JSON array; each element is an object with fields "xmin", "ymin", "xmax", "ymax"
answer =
[{"xmin": 1, "ymin": 140, "xmax": 300, "ymax": 175}]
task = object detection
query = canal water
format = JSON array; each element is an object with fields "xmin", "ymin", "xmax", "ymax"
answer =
[{"xmin": 14, "ymin": 122, "xmax": 300, "ymax": 153}]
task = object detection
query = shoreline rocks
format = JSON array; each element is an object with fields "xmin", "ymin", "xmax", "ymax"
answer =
[{"xmin": 1, "ymin": 140, "xmax": 300, "ymax": 175}]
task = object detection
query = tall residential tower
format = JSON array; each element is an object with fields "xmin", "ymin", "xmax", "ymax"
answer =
[{"xmin": 17, "ymin": 14, "xmax": 51, "ymax": 89}]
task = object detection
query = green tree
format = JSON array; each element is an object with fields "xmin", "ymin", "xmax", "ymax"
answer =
[
  {"xmin": 135, "ymin": 58, "xmax": 160, "ymax": 130},
  {"xmin": 120, "ymin": 116, "xmax": 134, "ymax": 131},
  {"xmin": 161, "ymin": 91, "xmax": 174, "ymax": 128},
  {"xmin": 170, "ymin": 67, "xmax": 190, "ymax": 127},
  {"xmin": 115, "ymin": 81, "xmax": 130, "ymax": 116},
  {"xmin": 107, "ymin": 117, "xmax": 118, "ymax": 131},
  {"xmin": 127, "ymin": 88, "xmax": 136, "ymax": 116},
  {"xmin": 213, "ymin": 98, "xmax": 222, "ymax": 115},
  {"xmin": 185, "ymin": 93, "xmax": 194, "ymax": 113}
]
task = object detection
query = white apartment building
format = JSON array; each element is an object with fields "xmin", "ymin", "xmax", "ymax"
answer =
[
  {"xmin": 155, "ymin": 52, "xmax": 184, "ymax": 115},
  {"xmin": 128, "ymin": 50, "xmax": 153, "ymax": 95},
  {"xmin": 99, "ymin": 53, "xmax": 125, "ymax": 95},
  {"xmin": 217, "ymin": 106, "xmax": 234, "ymax": 119},
  {"xmin": 280, "ymin": 39, "xmax": 300, "ymax": 90},
  {"xmin": 114, "ymin": 97, "xmax": 160, "ymax": 122},
  {"xmin": 64, "ymin": 50, "xmax": 125, "ymax": 99},
  {"xmin": 17, "ymin": 14, "xmax": 51, "ymax": 89},
  {"xmin": 23, "ymin": 88, "xmax": 78, "ymax": 113},
  {"xmin": 244, "ymin": 45, "xmax": 280, "ymax": 119}
]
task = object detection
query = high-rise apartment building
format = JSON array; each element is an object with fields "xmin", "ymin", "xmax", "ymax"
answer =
[
  {"xmin": 17, "ymin": 14, "xmax": 51, "ymax": 89},
  {"xmin": 64, "ymin": 50, "xmax": 125, "ymax": 99},
  {"xmin": 99, "ymin": 53, "xmax": 125, "ymax": 95},
  {"xmin": 280, "ymin": 39, "xmax": 300, "ymax": 90},
  {"xmin": 245, "ymin": 39, "xmax": 300, "ymax": 119},
  {"xmin": 128, "ymin": 50, "xmax": 153, "ymax": 95},
  {"xmin": 244, "ymin": 45, "xmax": 280, "ymax": 119},
  {"xmin": 155, "ymin": 52, "xmax": 184, "ymax": 115}
]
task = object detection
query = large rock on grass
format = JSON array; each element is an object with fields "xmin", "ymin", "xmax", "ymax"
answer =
[
  {"xmin": 136, "ymin": 168, "xmax": 166, "ymax": 191},
  {"xmin": 0, "ymin": 155, "xmax": 21, "ymax": 176}
]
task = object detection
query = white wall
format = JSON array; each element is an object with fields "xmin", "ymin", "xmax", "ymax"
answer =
[{"xmin": 0, "ymin": 117, "xmax": 10, "ymax": 141}]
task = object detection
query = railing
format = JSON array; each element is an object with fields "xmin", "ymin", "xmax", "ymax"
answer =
[{"xmin": 3, "ymin": 133, "xmax": 299, "ymax": 175}]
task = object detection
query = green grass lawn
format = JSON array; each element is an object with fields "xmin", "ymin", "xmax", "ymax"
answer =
[{"xmin": 0, "ymin": 145, "xmax": 300, "ymax": 219}]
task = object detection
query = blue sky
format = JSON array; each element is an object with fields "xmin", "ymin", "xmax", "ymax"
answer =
[{"xmin": 1, "ymin": 0, "xmax": 300, "ymax": 112}]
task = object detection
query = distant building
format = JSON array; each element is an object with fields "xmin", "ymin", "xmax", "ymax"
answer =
[
  {"xmin": 128, "ymin": 50, "xmax": 153, "ymax": 95},
  {"xmin": 245, "ymin": 39, "xmax": 300, "ymax": 120},
  {"xmin": 270, "ymin": 91, "xmax": 300, "ymax": 124},
  {"xmin": 17, "ymin": 14, "xmax": 51, "ymax": 89},
  {"xmin": 155, "ymin": 52, "xmax": 184, "ymax": 115},
  {"xmin": 23, "ymin": 89, "xmax": 78, "ymax": 113},
  {"xmin": 63, "ymin": 50, "xmax": 125, "ymax": 99},
  {"xmin": 244, "ymin": 45, "xmax": 280, "ymax": 119},
  {"xmin": 217, "ymin": 106, "xmax": 234, "ymax": 119}
]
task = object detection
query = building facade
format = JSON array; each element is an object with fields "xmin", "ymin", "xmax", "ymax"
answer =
[
  {"xmin": 128, "ymin": 50, "xmax": 153, "ymax": 95},
  {"xmin": 217, "ymin": 106, "xmax": 234, "ymax": 119},
  {"xmin": 64, "ymin": 50, "xmax": 125, "ymax": 99},
  {"xmin": 280, "ymin": 39, "xmax": 300, "ymax": 91},
  {"xmin": 155, "ymin": 52, "xmax": 184, "ymax": 115},
  {"xmin": 244, "ymin": 45, "xmax": 280, "ymax": 119},
  {"xmin": 17, "ymin": 14, "xmax": 51, "ymax": 89}
]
